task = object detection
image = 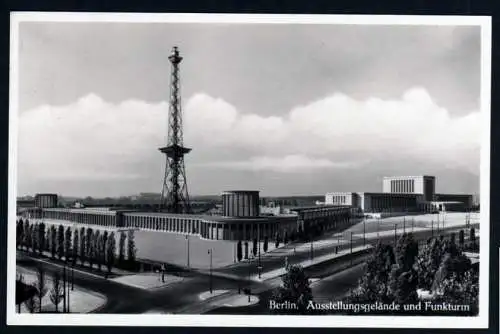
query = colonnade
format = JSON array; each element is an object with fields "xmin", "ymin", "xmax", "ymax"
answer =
[{"xmin": 31, "ymin": 209, "xmax": 116, "ymax": 227}]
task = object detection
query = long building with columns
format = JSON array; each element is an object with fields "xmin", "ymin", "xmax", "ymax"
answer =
[
  {"xmin": 23, "ymin": 190, "xmax": 355, "ymax": 241},
  {"xmin": 326, "ymin": 175, "xmax": 474, "ymax": 215}
]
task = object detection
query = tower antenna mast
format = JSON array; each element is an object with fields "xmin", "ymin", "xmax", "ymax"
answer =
[{"xmin": 159, "ymin": 46, "xmax": 191, "ymax": 213}]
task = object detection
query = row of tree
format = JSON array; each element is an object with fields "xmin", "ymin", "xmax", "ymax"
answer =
[
  {"xmin": 235, "ymin": 231, "xmax": 292, "ymax": 262},
  {"xmin": 269, "ymin": 228, "xmax": 478, "ymax": 315},
  {"xmin": 16, "ymin": 219, "xmax": 137, "ymax": 273},
  {"xmin": 346, "ymin": 228, "xmax": 478, "ymax": 315}
]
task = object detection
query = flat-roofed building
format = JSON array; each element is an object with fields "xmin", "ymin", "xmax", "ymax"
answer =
[
  {"xmin": 383, "ymin": 175, "xmax": 436, "ymax": 201},
  {"xmin": 34, "ymin": 193, "xmax": 58, "ymax": 208}
]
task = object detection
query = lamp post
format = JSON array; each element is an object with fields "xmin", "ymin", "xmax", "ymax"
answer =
[
  {"xmin": 377, "ymin": 217, "xmax": 380, "ymax": 240},
  {"xmin": 403, "ymin": 217, "xmax": 406, "ymax": 233},
  {"xmin": 185, "ymin": 235, "xmax": 190, "ymax": 269},
  {"xmin": 67, "ymin": 268, "xmax": 71, "ymax": 313},
  {"xmin": 63, "ymin": 264, "xmax": 66, "ymax": 313},
  {"xmin": 363, "ymin": 219, "xmax": 366, "ymax": 246},
  {"xmin": 248, "ymin": 256, "xmax": 251, "ymax": 302},
  {"xmin": 71, "ymin": 264, "xmax": 74, "ymax": 291},
  {"xmin": 350, "ymin": 232, "xmax": 353, "ymax": 265},
  {"xmin": 208, "ymin": 249, "xmax": 213, "ymax": 294},
  {"xmin": 258, "ymin": 231, "xmax": 262, "ymax": 279},
  {"xmin": 394, "ymin": 224, "xmax": 398, "ymax": 246},
  {"xmin": 310, "ymin": 241, "xmax": 314, "ymax": 261}
]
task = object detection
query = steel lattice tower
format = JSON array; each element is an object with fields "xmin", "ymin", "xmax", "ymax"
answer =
[{"xmin": 159, "ymin": 46, "xmax": 191, "ymax": 213}]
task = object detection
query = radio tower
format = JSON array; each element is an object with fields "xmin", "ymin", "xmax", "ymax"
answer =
[{"xmin": 159, "ymin": 46, "xmax": 191, "ymax": 213}]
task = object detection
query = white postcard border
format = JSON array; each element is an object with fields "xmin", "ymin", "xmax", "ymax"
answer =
[{"xmin": 7, "ymin": 13, "xmax": 492, "ymax": 328}]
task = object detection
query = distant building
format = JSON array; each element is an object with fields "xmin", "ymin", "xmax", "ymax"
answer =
[
  {"xmin": 34, "ymin": 193, "xmax": 58, "ymax": 208},
  {"xmin": 326, "ymin": 175, "xmax": 475, "ymax": 216},
  {"xmin": 24, "ymin": 189, "xmax": 355, "ymax": 242}
]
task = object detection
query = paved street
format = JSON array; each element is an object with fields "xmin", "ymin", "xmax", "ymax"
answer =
[{"xmin": 16, "ymin": 222, "xmax": 475, "ymax": 314}]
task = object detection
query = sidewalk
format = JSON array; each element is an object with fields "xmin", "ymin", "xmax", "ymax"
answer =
[
  {"xmin": 252, "ymin": 245, "xmax": 372, "ymax": 282},
  {"xmin": 16, "ymin": 266, "xmax": 107, "ymax": 313}
]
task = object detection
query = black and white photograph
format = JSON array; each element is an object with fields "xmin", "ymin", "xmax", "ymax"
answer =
[{"xmin": 7, "ymin": 13, "xmax": 491, "ymax": 328}]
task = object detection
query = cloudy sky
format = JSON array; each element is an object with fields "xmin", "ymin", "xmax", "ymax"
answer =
[{"xmin": 16, "ymin": 20, "xmax": 483, "ymax": 197}]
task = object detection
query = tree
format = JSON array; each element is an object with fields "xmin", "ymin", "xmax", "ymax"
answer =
[
  {"xmin": 263, "ymin": 236, "xmax": 269, "ymax": 253},
  {"xmin": 244, "ymin": 241, "xmax": 249, "ymax": 260},
  {"xmin": 49, "ymin": 272, "xmax": 63, "ymax": 313},
  {"xmin": 23, "ymin": 220, "xmax": 30, "ymax": 251},
  {"xmin": 106, "ymin": 232, "xmax": 116, "ymax": 274},
  {"xmin": 96, "ymin": 233, "xmax": 104, "ymax": 271},
  {"xmin": 94, "ymin": 230, "xmax": 101, "ymax": 270},
  {"xmin": 16, "ymin": 220, "xmax": 23, "ymax": 249},
  {"xmin": 387, "ymin": 234, "xmax": 419, "ymax": 304},
  {"xmin": 49, "ymin": 225, "xmax": 57, "ymax": 258},
  {"xmin": 79, "ymin": 227, "xmax": 86, "ymax": 265},
  {"xmin": 271, "ymin": 264, "xmax": 312, "ymax": 314},
  {"xmin": 237, "ymin": 240, "xmax": 242, "ymax": 262},
  {"xmin": 347, "ymin": 242, "xmax": 395, "ymax": 303},
  {"xmin": 252, "ymin": 238, "xmax": 258, "ymax": 257},
  {"xmin": 470, "ymin": 227, "xmax": 476, "ymax": 248},
  {"xmin": 284, "ymin": 231, "xmax": 289, "ymax": 244},
  {"xmin": 103, "ymin": 231, "xmax": 109, "ymax": 257},
  {"xmin": 35, "ymin": 266, "xmax": 48, "ymax": 313},
  {"xmin": 432, "ymin": 253, "xmax": 472, "ymax": 292},
  {"xmin": 24, "ymin": 284, "xmax": 39, "ymax": 313},
  {"xmin": 118, "ymin": 231, "xmax": 126, "ymax": 265},
  {"xmin": 388, "ymin": 266, "xmax": 419, "ymax": 304},
  {"xmin": 38, "ymin": 222, "xmax": 46, "ymax": 256},
  {"xmin": 31, "ymin": 224, "xmax": 39, "ymax": 255},
  {"xmin": 57, "ymin": 224, "xmax": 65, "ymax": 260},
  {"xmin": 127, "ymin": 229, "xmax": 136, "ymax": 264},
  {"xmin": 64, "ymin": 227, "xmax": 72, "ymax": 262},
  {"xmin": 86, "ymin": 228, "xmax": 94, "ymax": 268},
  {"xmin": 414, "ymin": 237, "xmax": 445, "ymax": 291},
  {"xmin": 394, "ymin": 233, "xmax": 418, "ymax": 271},
  {"xmin": 72, "ymin": 230, "xmax": 79, "ymax": 266},
  {"xmin": 450, "ymin": 232, "xmax": 456, "ymax": 245},
  {"xmin": 275, "ymin": 232, "xmax": 280, "ymax": 248},
  {"xmin": 459, "ymin": 230, "xmax": 465, "ymax": 248}
]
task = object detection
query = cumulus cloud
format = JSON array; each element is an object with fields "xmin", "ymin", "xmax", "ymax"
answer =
[
  {"xmin": 17, "ymin": 87, "xmax": 481, "ymax": 195},
  {"xmin": 194, "ymin": 155, "xmax": 365, "ymax": 173}
]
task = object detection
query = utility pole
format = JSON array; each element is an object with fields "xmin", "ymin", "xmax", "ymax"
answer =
[
  {"xmin": 350, "ymin": 232, "xmax": 353, "ymax": 265},
  {"xmin": 62, "ymin": 265, "xmax": 67, "ymax": 313},
  {"xmin": 186, "ymin": 235, "xmax": 190, "ymax": 268},
  {"xmin": 248, "ymin": 256, "xmax": 251, "ymax": 303},
  {"xmin": 363, "ymin": 219, "xmax": 366, "ymax": 246},
  {"xmin": 310, "ymin": 241, "xmax": 314, "ymax": 261},
  {"xmin": 394, "ymin": 224, "xmax": 398, "ymax": 246},
  {"xmin": 67, "ymin": 270, "xmax": 71, "ymax": 313},
  {"xmin": 258, "ymin": 227, "xmax": 262, "ymax": 279},
  {"xmin": 208, "ymin": 249, "xmax": 213, "ymax": 294}
]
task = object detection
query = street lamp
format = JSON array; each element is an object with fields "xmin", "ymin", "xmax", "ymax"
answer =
[
  {"xmin": 208, "ymin": 249, "xmax": 213, "ymax": 294},
  {"xmin": 394, "ymin": 223, "xmax": 398, "ymax": 246},
  {"xmin": 363, "ymin": 219, "xmax": 366, "ymax": 246},
  {"xmin": 310, "ymin": 241, "xmax": 314, "ymax": 261},
  {"xmin": 185, "ymin": 235, "xmax": 190, "ymax": 269},
  {"xmin": 350, "ymin": 232, "xmax": 353, "ymax": 265},
  {"xmin": 248, "ymin": 255, "xmax": 251, "ymax": 302},
  {"xmin": 258, "ymin": 227, "xmax": 262, "ymax": 279}
]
